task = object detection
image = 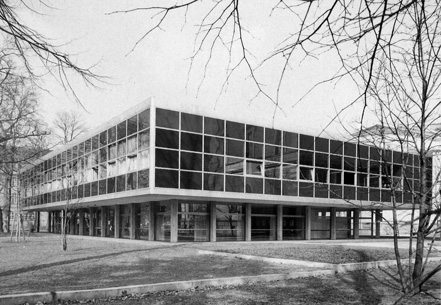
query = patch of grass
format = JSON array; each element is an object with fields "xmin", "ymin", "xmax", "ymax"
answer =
[{"xmin": 215, "ymin": 244, "xmax": 409, "ymax": 264}]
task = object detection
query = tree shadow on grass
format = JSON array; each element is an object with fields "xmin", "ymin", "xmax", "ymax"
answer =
[{"xmin": 0, "ymin": 244, "xmax": 185, "ymax": 278}]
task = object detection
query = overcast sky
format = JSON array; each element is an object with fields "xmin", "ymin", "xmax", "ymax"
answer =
[{"xmin": 22, "ymin": 1, "xmax": 366, "ymax": 140}]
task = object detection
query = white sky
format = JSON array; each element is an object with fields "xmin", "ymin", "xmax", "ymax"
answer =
[{"xmin": 21, "ymin": 1, "xmax": 367, "ymax": 140}]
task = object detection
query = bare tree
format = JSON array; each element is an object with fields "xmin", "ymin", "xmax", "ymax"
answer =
[
  {"xmin": 0, "ymin": 2, "xmax": 100, "ymax": 102},
  {"xmin": 52, "ymin": 110, "xmax": 88, "ymax": 145}
]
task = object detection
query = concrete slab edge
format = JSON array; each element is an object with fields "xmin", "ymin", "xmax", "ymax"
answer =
[{"xmin": 0, "ymin": 271, "xmax": 336, "ymax": 305}]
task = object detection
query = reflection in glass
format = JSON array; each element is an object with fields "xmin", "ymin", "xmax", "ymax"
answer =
[
  {"xmin": 127, "ymin": 115, "xmax": 137, "ymax": 135},
  {"xmin": 300, "ymin": 167, "xmax": 313, "ymax": 180},
  {"xmin": 225, "ymin": 175, "xmax": 244, "ymax": 192},
  {"xmin": 264, "ymin": 162, "xmax": 280, "ymax": 178},
  {"xmin": 156, "ymin": 129, "xmax": 179, "ymax": 149},
  {"xmin": 216, "ymin": 204, "xmax": 245, "ymax": 241},
  {"xmin": 127, "ymin": 172, "xmax": 137, "ymax": 190},
  {"xmin": 225, "ymin": 157, "xmax": 243, "ymax": 175},
  {"xmin": 180, "ymin": 171, "xmax": 202, "ymax": 190},
  {"xmin": 204, "ymin": 136, "xmax": 223, "ymax": 154},
  {"xmin": 181, "ymin": 132, "xmax": 202, "ymax": 152},
  {"xmin": 108, "ymin": 126, "xmax": 116, "ymax": 143},
  {"xmin": 117, "ymin": 140, "xmax": 126, "ymax": 158},
  {"xmin": 246, "ymin": 125, "xmax": 263, "ymax": 142},
  {"xmin": 155, "ymin": 149, "xmax": 178, "ymax": 169},
  {"xmin": 282, "ymin": 164, "xmax": 297, "ymax": 180},
  {"xmin": 138, "ymin": 169, "xmax": 149, "ymax": 188},
  {"xmin": 138, "ymin": 150, "xmax": 149, "ymax": 169},
  {"xmin": 138, "ymin": 109, "xmax": 150, "ymax": 130},
  {"xmin": 204, "ymin": 116, "xmax": 224, "ymax": 136},
  {"xmin": 283, "ymin": 131, "xmax": 298, "ymax": 148},
  {"xmin": 246, "ymin": 142, "xmax": 263, "ymax": 159},
  {"xmin": 265, "ymin": 179, "xmax": 281, "ymax": 195},
  {"xmin": 204, "ymin": 173, "xmax": 224, "ymax": 191},
  {"xmin": 156, "ymin": 108, "xmax": 179, "ymax": 129},
  {"xmin": 246, "ymin": 160, "xmax": 262, "ymax": 176},
  {"xmin": 226, "ymin": 139, "xmax": 244, "ymax": 157},
  {"xmin": 265, "ymin": 128, "xmax": 281, "ymax": 145},
  {"xmin": 226, "ymin": 121, "xmax": 244, "ymax": 139},
  {"xmin": 204, "ymin": 155, "xmax": 224, "ymax": 173},
  {"xmin": 127, "ymin": 136, "xmax": 137, "ymax": 154},
  {"xmin": 155, "ymin": 169, "xmax": 178, "ymax": 188},
  {"xmin": 181, "ymin": 152, "xmax": 202, "ymax": 171},
  {"xmin": 246, "ymin": 177, "xmax": 263, "ymax": 193},
  {"xmin": 181, "ymin": 112, "xmax": 202, "ymax": 133}
]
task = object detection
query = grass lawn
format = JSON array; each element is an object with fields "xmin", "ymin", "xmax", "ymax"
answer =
[{"xmin": 1, "ymin": 234, "xmax": 440, "ymax": 304}]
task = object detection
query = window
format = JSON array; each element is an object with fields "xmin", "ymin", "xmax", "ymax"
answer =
[
  {"xmin": 204, "ymin": 136, "xmax": 224, "ymax": 154},
  {"xmin": 246, "ymin": 160, "xmax": 263, "ymax": 176},
  {"xmin": 139, "ymin": 130, "xmax": 150, "ymax": 150},
  {"xmin": 138, "ymin": 109, "xmax": 150, "ymax": 130},
  {"xmin": 156, "ymin": 108, "xmax": 179, "ymax": 129},
  {"xmin": 265, "ymin": 128, "xmax": 281, "ymax": 145},
  {"xmin": 181, "ymin": 132, "xmax": 202, "ymax": 152},
  {"xmin": 181, "ymin": 112, "xmax": 202, "ymax": 133},
  {"xmin": 283, "ymin": 131, "xmax": 297, "ymax": 148},
  {"xmin": 127, "ymin": 115, "xmax": 137, "ymax": 135},
  {"xmin": 156, "ymin": 129, "xmax": 179, "ymax": 149},
  {"xmin": 204, "ymin": 117, "xmax": 224, "ymax": 136},
  {"xmin": 246, "ymin": 125, "xmax": 263, "ymax": 142},
  {"xmin": 156, "ymin": 149, "xmax": 178, "ymax": 169},
  {"xmin": 226, "ymin": 121, "xmax": 244, "ymax": 139},
  {"xmin": 226, "ymin": 139, "xmax": 244, "ymax": 157}
]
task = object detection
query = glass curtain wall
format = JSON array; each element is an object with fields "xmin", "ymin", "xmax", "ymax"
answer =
[
  {"xmin": 135, "ymin": 203, "xmax": 150, "ymax": 240},
  {"xmin": 120, "ymin": 205, "xmax": 131, "ymax": 238},
  {"xmin": 311, "ymin": 208, "xmax": 331, "ymax": 239},
  {"xmin": 336, "ymin": 210, "xmax": 353, "ymax": 239},
  {"xmin": 282, "ymin": 206, "xmax": 305, "ymax": 240},
  {"xmin": 177, "ymin": 202, "xmax": 209, "ymax": 242},
  {"xmin": 251, "ymin": 205, "xmax": 277, "ymax": 241},
  {"xmin": 155, "ymin": 202, "xmax": 171, "ymax": 241},
  {"xmin": 216, "ymin": 203, "xmax": 245, "ymax": 241}
]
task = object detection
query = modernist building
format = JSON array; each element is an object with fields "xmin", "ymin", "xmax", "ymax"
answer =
[{"xmin": 20, "ymin": 98, "xmax": 427, "ymax": 242}]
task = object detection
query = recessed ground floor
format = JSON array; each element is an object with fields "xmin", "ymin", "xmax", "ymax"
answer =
[{"xmin": 33, "ymin": 200, "xmax": 384, "ymax": 242}]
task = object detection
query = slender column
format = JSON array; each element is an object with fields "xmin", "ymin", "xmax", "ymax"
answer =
[
  {"xmin": 330, "ymin": 207, "xmax": 336, "ymax": 240},
  {"xmin": 277, "ymin": 205, "xmax": 283, "ymax": 241},
  {"xmin": 245, "ymin": 203, "xmax": 252, "ymax": 241},
  {"xmin": 89, "ymin": 208, "xmax": 94, "ymax": 236},
  {"xmin": 130, "ymin": 203, "xmax": 137, "ymax": 240},
  {"xmin": 48, "ymin": 212, "xmax": 52, "ymax": 233},
  {"xmin": 114, "ymin": 205, "xmax": 121, "ymax": 238},
  {"xmin": 78, "ymin": 210, "xmax": 84, "ymax": 236},
  {"xmin": 170, "ymin": 201, "xmax": 178, "ymax": 243},
  {"xmin": 149, "ymin": 202, "xmax": 155, "ymax": 241},
  {"xmin": 375, "ymin": 209, "xmax": 382, "ymax": 238},
  {"xmin": 210, "ymin": 202, "xmax": 217, "ymax": 242},
  {"xmin": 69, "ymin": 212, "xmax": 75, "ymax": 235},
  {"xmin": 35, "ymin": 212, "xmax": 40, "ymax": 233},
  {"xmin": 305, "ymin": 206, "xmax": 311, "ymax": 240},
  {"xmin": 101, "ymin": 207, "xmax": 106, "ymax": 237},
  {"xmin": 353, "ymin": 209, "xmax": 360, "ymax": 239}
]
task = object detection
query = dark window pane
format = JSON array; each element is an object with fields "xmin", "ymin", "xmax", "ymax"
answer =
[
  {"xmin": 139, "ymin": 130, "xmax": 150, "ymax": 150},
  {"xmin": 91, "ymin": 182, "xmax": 98, "ymax": 196},
  {"xmin": 204, "ymin": 117, "xmax": 224, "ymax": 136},
  {"xmin": 315, "ymin": 152, "xmax": 328, "ymax": 168},
  {"xmin": 315, "ymin": 168, "xmax": 328, "ymax": 183},
  {"xmin": 300, "ymin": 134, "xmax": 314, "ymax": 150},
  {"xmin": 358, "ymin": 187, "xmax": 369, "ymax": 201},
  {"xmin": 138, "ymin": 169, "xmax": 149, "ymax": 188},
  {"xmin": 181, "ymin": 132, "xmax": 202, "ymax": 152},
  {"xmin": 359, "ymin": 145, "xmax": 369, "ymax": 159},
  {"xmin": 226, "ymin": 139, "xmax": 244, "ymax": 157},
  {"xmin": 370, "ymin": 161, "xmax": 380, "ymax": 174},
  {"xmin": 204, "ymin": 173, "xmax": 224, "ymax": 191},
  {"xmin": 225, "ymin": 157, "xmax": 243, "ymax": 175},
  {"xmin": 84, "ymin": 183, "xmax": 91, "ymax": 197},
  {"xmin": 315, "ymin": 137, "xmax": 329, "ymax": 152},
  {"xmin": 156, "ymin": 169, "xmax": 178, "ymax": 188},
  {"xmin": 246, "ymin": 177, "xmax": 263, "ymax": 194},
  {"xmin": 370, "ymin": 147, "xmax": 381, "ymax": 161},
  {"xmin": 156, "ymin": 108, "xmax": 179, "ymax": 129},
  {"xmin": 330, "ymin": 140, "xmax": 343, "ymax": 155},
  {"xmin": 204, "ymin": 155, "xmax": 224, "ymax": 173},
  {"xmin": 282, "ymin": 148, "xmax": 297, "ymax": 164},
  {"xmin": 117, "ymin": 175, "xmax": 126, "ymax": 192},
  {"xmin": 330, "ymin": 170, "xmax": 342, "ymax": 184},
  {"xmin": 315, "ymin": 184, "xmax": 328, "ymax": 198},
  {"xmin": 357, "ymin": 159, "xmax": 368, "ymax": 172},
  {"xmin": 85, "ymin": 139, "xmax": 92, "ymax": 154},
  {"xmin": 138, "ymin": 109, "xmax": 150, "ymax": 130},
  {"xmin": 299, "ymin": 150, "xmax": 313, "ymax": 166},
  {"xmin": 246, "ymin": 142, "xmax": 263, "ymax": 159},
  {"xmin": 67, "ymin": 149, "xmax": 72, "ymax": 161},
  {"xmin": 246, "ymin": 125, "xmax": 263, "ymax": 142},
  {"xmin": 299, "ymin": 167, "xmax": 313, "ymax": 180},
  {"xmin": 265, "ymin": 179, "xmax": 281, "ymax": 195},
  {"xmin": 282, "ymin": 164, "xmax": 297, "ymax": 180},
  {"xmin": 180, "ymin": 171, "xmax": 202, "ymax": 189},
  {"xmin": 181, "ymin": 152, "xmax": 202, "ymax": 171},
  {"xmin": 344, "ymin": 142, "xmax": 356, "ymax": 156},
  {"xmin": 343, "ymin": 186, "xmax": 355, "ymax": 200},
  {"xmin": 265, "ymin": 145, "xmax": 281, "ymax": 162},
  {"xmin": 226, "ymin": 121, "xmax": 244, "ymax": 139},
  {"xmin": 108, "ymin": 126, "xmax": 116, "ymax": 143},
  {"xmin": 127, "ymin": 115, "xmax": 137, "ymax": 135},
  {"xmin": 226, "ymin": 175, "xmax": 244, "ymax": 192},
  {"xmin": 156, "ymin": 149, "xmax": 179, "ymax": 169},
  {"xmin": 283, "ymin": 131, "xmax": 298, "ymax": 148},
  {"xmin": 299, "ymin": 182, "xmax": 314, "ymax": 197},
  {"xmin": 344, "ymin": 172, "xmax": 355, "ymax": 185},
  {"xmin": 330, "ymin": 155, "xmax": 342, "ymax": 169},
  {"xmin": 99, "ymin": 179, "xmax": 106, "ymax": 194},
  {"xmin": 181, "ymin": 112, "xmax": 202, "ymax": 133},
  {"xmin": 156, "ymin": 128, "xmax": 179, "ymax": 149},
  {"xmin": 99, "ymin": 131, "xmax": 107, "ymax": 147},
  {"xmin": 204, "ymin": 136, "xmax": 224, "ymax": 154},
  {"xmin": 265, "ymin": 128, "xmax": 281, "ymax": 145},
  {"xmin": 127, "ymin": 172, "xmax": 138, "ymax": 190},
  {"xmin": 251, "ymin": 205, "xmax": 277, "ymax": 214},
  {"xmin": 344, "ymin": 157, "xmax": 356, "ymax": 171},
  {"xmin": 330, "ymin": 184, "xmax": 342, "ymax": 198}
]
